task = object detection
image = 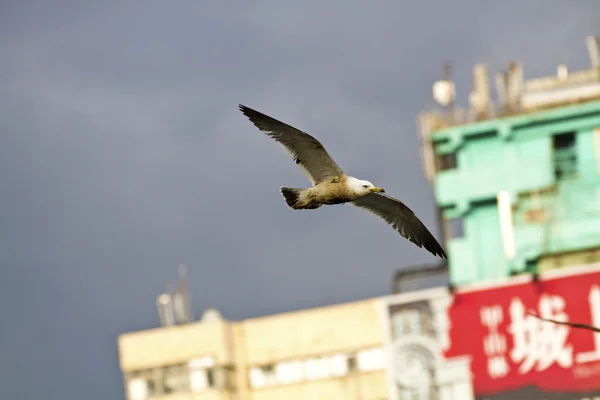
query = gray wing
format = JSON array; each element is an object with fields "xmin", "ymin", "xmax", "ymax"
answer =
[
  {"xmin": 352, "ymin": 193, "xmax": 447, "ymax": 258},
  {"xmin": 239, "ymin": 104, "xmax": 345, "ymax": 185}
]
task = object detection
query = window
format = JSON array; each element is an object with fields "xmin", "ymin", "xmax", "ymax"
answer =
[
  {"xmin": 163, "ymin": 364, "xmax": 189, "ymax": 394},
  {"xmin": 447, "ymin": 217, "xmax": 464, "ymax": 239},
  {"xmin": 207, "ymin": 366, "xmax": 235, "ymax": 390},
  {"xmin": 188, "ymin": 357, "xmax": 234, "ymax": 392},
  {"xmin": 249, "ymin": 364, "xmax": 277, "ymax": 388},
  {"xmin": 247, "ymin": 350, "xmax": 385, "ymax": 389},
  {"xmin": 392, "ymin": 310, "xmax": 421, "ymax": 337},
  {"xmin": 438, "ymin": 152, "xmax": 457, "ymax": 171},
  {"xmin": 329, "ymin": 354, "xmax": 349, "ymax": 377},
  {"xmin": 126, "ymin": 361, "xmax": 234, "ymax": 398},
  {"xmin": 127, "ymin": 377, "xmax": 149, "ymax": 400},
  {"xmin": 125, "ymin": 369, "xmax": 160, "ymax": 400},
  {"xmin": 207, "ymin": 368, "xmax": 215, "ymax": 387},
  {"xmin": 249, "ymin": 367, "xmax": 266, "ymax": 388},
  {"xmin": 347, "ymin": 354, "xmax": 357, "ymax": 373},
  {"xmin": 523, "ymin": 207, "xmax": 547, "ymax": 223},
  {"xmin": 391, "ymin": 308, "xmax": 433, "ymax": 339},
  {"xmin": 304, "ymin": 357, "xmax": 331, "ymax": 380},
  {"xmin": 190, "ymin": 367, "xmax": 208, "ymax": 392},
  {"xmin": 552, "ymin": 132, "xmax": 577, "ymax": 180},
  {"xmin": 275, "ymin": 361, "xmax": 304, "ymax": 384},
  {"xmin": 356, "ymin": 348, "xmax": 385, "ymax": 372}
]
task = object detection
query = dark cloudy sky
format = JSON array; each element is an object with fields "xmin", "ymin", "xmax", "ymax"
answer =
[{"xmin": 1, "ymin": 1, "xmax": 598, "ymax": 398}]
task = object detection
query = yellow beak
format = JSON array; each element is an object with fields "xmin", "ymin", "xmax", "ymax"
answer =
[{"xmin": 371, "ymin": 187, "xmax": 385, "ymax": 193}]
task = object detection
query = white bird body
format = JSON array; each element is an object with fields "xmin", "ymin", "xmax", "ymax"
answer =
[{"xmin": 281, "ymin": 176, "xmax": 383, "ymax": 209}]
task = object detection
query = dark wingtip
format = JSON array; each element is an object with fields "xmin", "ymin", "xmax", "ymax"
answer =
[
  {"xmin": 238, "ymin": 104, "xmax": 250, "ymax": 117},
  {"xmin": 427, "ymin": 240, "xmax": 447, "ymax": 259},
  {"xmin": 421, "ymin": 235, "xmax": 447, "ymax": 259},
  {"xmin": 238, "ymin": 104, "xmax": 259, "ymax": 127},
  {"xmin": 238, "ymin": 104, "xmax": 279, "ymax": 133},
  {"xmin": 238, "ymin": 104, "xmax": 261, "ymax": 123},
  {"xmin": 434, "ymin": 245, "xmax": 447, "ymax": 259}
]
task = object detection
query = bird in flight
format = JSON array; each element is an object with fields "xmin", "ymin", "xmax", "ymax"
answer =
[{"xmin": 238, "ymin": 104, "xmax": 446, "ymax": 258}]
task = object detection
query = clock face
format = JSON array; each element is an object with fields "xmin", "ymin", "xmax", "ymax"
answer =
[{"xmin": 394, "ymin": 348, "xmax": 432, "ymax": 390}]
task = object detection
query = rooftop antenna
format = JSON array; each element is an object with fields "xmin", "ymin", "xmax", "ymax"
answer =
[
  {"xmin": 432, "ymin": 62, "xmax": 456, "ymax": 110},
  {"xmin": 506, "ymin": 61, "xmax": 523, "ymax": 112},
  {"xmin": 173, "ymin": 264, "xmax": 193, "ymax": 324},
  {"xmin": 156, "ymin": 264, "xmax": 194, "ymax": 326},
  {"xmin": 495, "ymin": 71, "xmax": 508, "ymax": 112},
  {"xmin": 586, "ymin": 35, "xmax": 600, "ymax": 67},
  {"xmin": 156, "ymin": 284, "xmax": 176, "ymax": 327},
  {"xmin": 469, "ymin": 63, "xmax": 491, "ymax": 119},
  {"xmin": 557, "ymin": 64, "xmax": 569, "ymax": 81}
]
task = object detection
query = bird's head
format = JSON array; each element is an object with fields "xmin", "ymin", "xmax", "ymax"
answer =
[{"xmin": 348, "ymin": 177, "xmax": 385, "ymax": 195}]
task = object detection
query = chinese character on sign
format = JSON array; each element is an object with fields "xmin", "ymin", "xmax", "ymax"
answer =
[
  {"xmin": 487, "ymin": 356, "xmax": 509, "ymax": 378},
  {"xmin": 481, "ymin": 305, "xmax": 509, "ymax": 378},
  {"xmin": 576, "ymin": 285, "xmax": 600, "ymax": 363},
  {"xmin": 508, "ymin": 295, "xmax": 573, "ymax": 374}
]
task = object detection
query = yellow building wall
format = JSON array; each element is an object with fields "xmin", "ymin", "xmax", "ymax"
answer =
[
  {"xmin": 118, "ymin": 297, "xmax": 387, "ymax": 400},
  {"xmin": 249, "ymin": 371, "xmax": 387, "ymax": 400},
  {"xmin": 118, "ymin": 319, "xmax": 234, "ymax": 371},
  {"xmin": 241, "ymin": 298, "xmax": 384, "ymax": 365}
]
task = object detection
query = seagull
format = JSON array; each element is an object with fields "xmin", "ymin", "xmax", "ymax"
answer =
[{"xmin": 239, "ymin": 104, "xmax": 447, "ymax": 258}]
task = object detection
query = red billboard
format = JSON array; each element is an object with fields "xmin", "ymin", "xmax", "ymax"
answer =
[{"xmin": 444, "ymin": 265, "xmax": 600, "ymax": 399}]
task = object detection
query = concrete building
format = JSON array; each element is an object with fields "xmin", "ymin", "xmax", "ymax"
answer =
[
  {"xmin": 118, "ymin": 280, "xmax": 472, "ymax": 400},
  {"xmin": 381, "ymin": 288, "xmax": 472, "ymax": 400},
  {"xmin": 119, "ymin": 296, "xmax": 389, "ymax": 400},
  {"xmin": 415, "ymin": 34, "xmax": 600, "ymax": 286}
]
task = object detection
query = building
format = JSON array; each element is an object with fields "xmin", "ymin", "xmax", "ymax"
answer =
[
  {"xmin": 416, "ymin": 34, "xmax": 600, "ymax": 286},
  {"xmin": 119, "ymin": 297, "xmax": 388, "ymax": 400},
  {"xmin": 443, "ymin": 263, "xmax": 600, "ymax": 399},
  {"xmin": 118, "ymin": 277, "xmax": 472, "ymax": 400}
]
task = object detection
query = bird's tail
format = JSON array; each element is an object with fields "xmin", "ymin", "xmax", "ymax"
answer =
[{"xmin": 280, "ymin": 187, "xmax": 320, "ymax": 210}]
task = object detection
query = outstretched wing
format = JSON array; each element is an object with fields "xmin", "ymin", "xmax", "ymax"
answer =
[
  {"xmin": 239, "ymin": 104, "xmax": 345, "ymax": 185},
  {"xmin": 352, "ymin": 193, "xmax": 447, "ymax": 258}
]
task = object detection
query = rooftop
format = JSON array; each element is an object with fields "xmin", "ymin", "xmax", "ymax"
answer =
[{"xmin": 418, "ymin": 34, "xmax": 600, "ymax": 183}]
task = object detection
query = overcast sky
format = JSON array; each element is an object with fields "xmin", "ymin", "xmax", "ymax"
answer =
[{"xmin": 1, "ymin": 1, "xmax": 599, "ymax": 399}]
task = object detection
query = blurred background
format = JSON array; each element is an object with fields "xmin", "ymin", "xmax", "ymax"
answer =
[{"xmin": 2, "ymin": 1, "xmax": 600, "ymax": 399}]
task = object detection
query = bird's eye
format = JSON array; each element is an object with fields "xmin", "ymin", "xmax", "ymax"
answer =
[{"xmin": 363, "ymin": 185, "xmax": 369, "ymax": 188}]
